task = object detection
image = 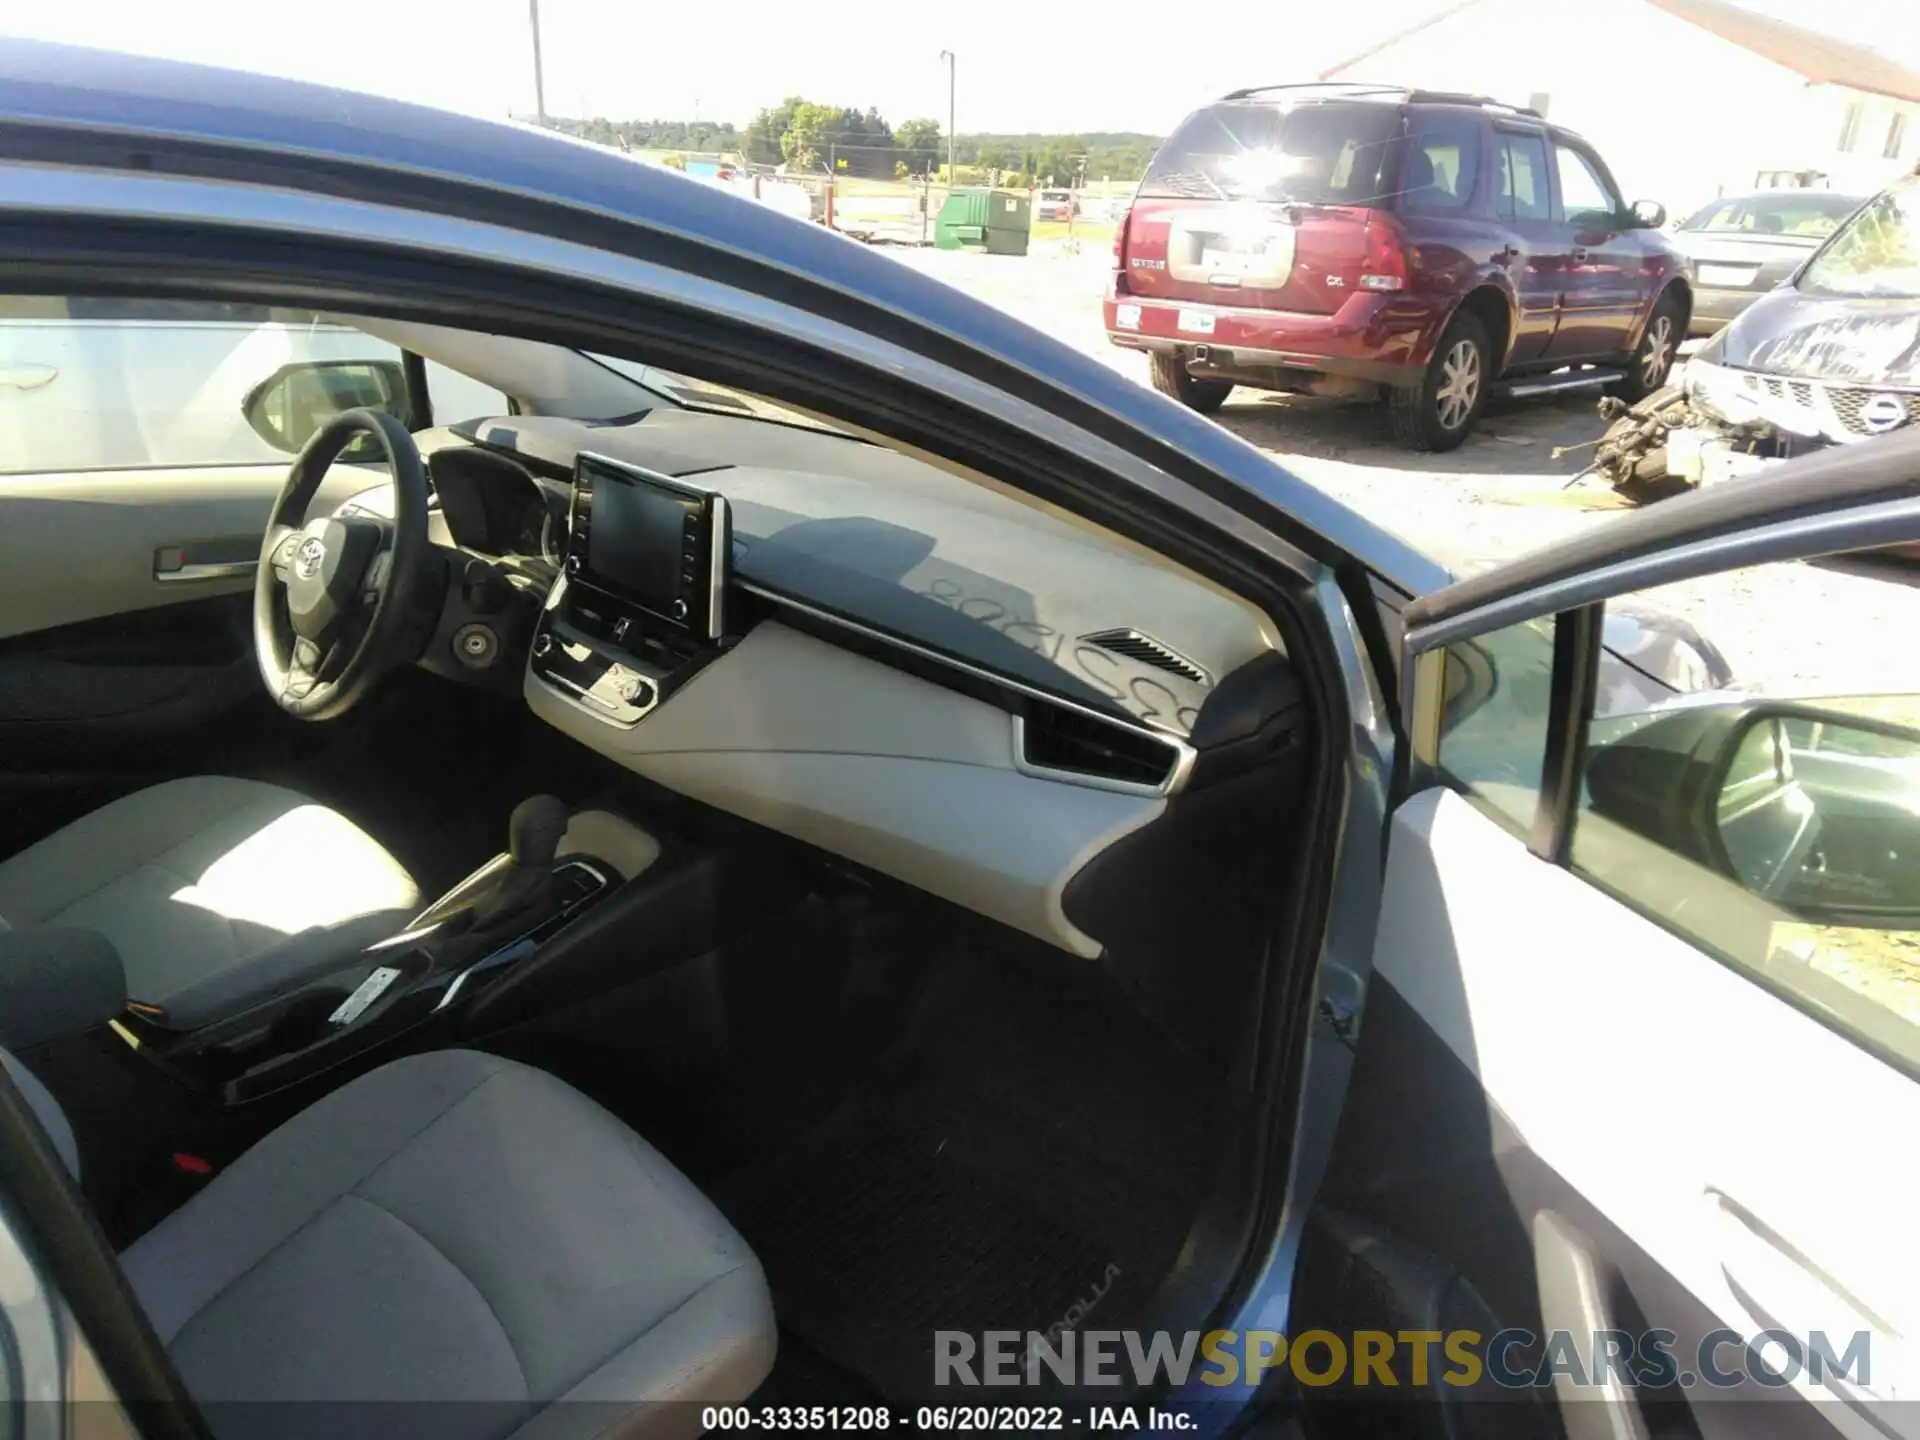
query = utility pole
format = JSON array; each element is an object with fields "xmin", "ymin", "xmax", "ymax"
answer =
[
  {"xmin": 528, "ymin": 0, "xmax": 548, "ymax": 125},
  {"xmin": 939, "ymin": 50, "xmax": 956, "ymax": 190}
]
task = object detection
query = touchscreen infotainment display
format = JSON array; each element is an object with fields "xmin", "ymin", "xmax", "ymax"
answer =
[{"xmin": 569, "ymin": 454, "xmax": 728, "ymax": 639}]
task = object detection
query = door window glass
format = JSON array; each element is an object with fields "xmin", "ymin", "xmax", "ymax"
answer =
[
  {"xmin": 1433, "ymin": 617, "xmax": 1556, "ymax": 835},
  {"xmin": 1401, "ymin": 115, "xmax": 1482, "ymax": 213},
  {"xmin": 1496, "ymin": 133, "xmax": 1552, "ymax": 222},
  {"xmin": 1433, "ymin": 601, "xmax": 1731, "ymax": 838},
  {"xmin": 1568, "ymin": 558, "xmax": 1920, "ymax": 1071},
  {"xmin": 1554, "ymin": 145, "xmax": 1618, "ymax": 224},
  {"xmin": 0, "ymin": 296, "xmax": 509, "ymax": 474}
]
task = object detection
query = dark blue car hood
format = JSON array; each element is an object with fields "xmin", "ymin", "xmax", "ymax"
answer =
[{"xmin": 1717, "ymin": 284, "xmax": 1920, "ymax": 387}]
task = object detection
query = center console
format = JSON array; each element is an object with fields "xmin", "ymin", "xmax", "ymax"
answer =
[
  {"xmin": 132, "ymin": 801, "xmax": 729, "ymax": 1109},
  {"xmin": 529, "ymin": 453, "xmax": 732, "ymax": 727},
  {"xmin": 106, "ymin": 463, "xmax": 753, "ymax": 1110}
]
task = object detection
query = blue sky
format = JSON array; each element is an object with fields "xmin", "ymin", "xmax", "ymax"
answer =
[{"xmin": 7, "ymin": 0, "xmax": 1920, "ymax": 133}]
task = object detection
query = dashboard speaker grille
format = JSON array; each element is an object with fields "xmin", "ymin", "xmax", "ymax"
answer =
[
  {"xmin": 1078, "ymin": 628, "xmax": 1210, "ymax": 685},
  {"xmin": 1021, "ymin": 705, "xmax": 1179, "ymax": 788}
]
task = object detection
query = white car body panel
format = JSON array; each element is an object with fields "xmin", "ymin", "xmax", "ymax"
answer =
[{"xmin": 1376, "ymin": 787, "xmax": 1918, "ymax": 1427}]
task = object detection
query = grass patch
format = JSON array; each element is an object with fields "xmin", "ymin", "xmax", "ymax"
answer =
[{"xmin": 1030, "ymin": 220, "xmax": 1116, "ymax": 245}]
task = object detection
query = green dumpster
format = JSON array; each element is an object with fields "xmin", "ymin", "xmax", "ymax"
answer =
[
  {"xmin": 983, "ymin": 189, "xmax": 1031, "ymax": 256},
  {"xmin": 934, "ymin": 189, "xmax": 989, "ymax": 249},
  {"xmin": 934, "ymin": 189, "xmax": 1030, "ymax": 254}
]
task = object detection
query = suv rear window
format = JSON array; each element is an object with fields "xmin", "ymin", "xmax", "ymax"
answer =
[{"xmin": 1140, "ymin": 100, "xmax": 1401, "ymax": 205}]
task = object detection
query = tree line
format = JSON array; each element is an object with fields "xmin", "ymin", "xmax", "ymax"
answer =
[{"xmin": 547, "ymin": 105, "xmax": 1160, "ymax": 185}]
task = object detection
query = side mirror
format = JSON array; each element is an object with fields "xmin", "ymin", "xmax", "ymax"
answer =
[
  {"xmin": 1587, "ymin": 699, "xmax": 1920, "ymax": 924},
  {"xmin": 1711, "ymin": 705, "xmax": 1920, "ymax": 920},
  {"xmin": 242, "ymin": 359, "xmax": 413, "ymax": 459},
  {"xmin": 1630, "ymin": 198, "xmax": 1667, "ymax": 229}
]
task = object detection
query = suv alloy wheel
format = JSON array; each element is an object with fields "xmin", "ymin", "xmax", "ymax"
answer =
[
  {"xmin": 1389, "ymin": 311, "xmax": 1491, "ymax": 452},
  {"xmin": 1608, "ymin": 292, "xmax": 1684, "ymax": 402}
]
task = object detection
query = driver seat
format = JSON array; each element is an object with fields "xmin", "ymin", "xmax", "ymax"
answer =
[{"xmin": 0, "ymin": 775, "xmax": 419, "ymax": 1030}]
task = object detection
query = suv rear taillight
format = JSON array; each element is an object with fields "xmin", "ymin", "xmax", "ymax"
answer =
[
  {"xmin": 1358, "ymin": 214, "xmax": 1409, "ymax": 293},
  {"xmin": 1113, "ymin": 207, "xmax": 1133, "ymax": 283}
]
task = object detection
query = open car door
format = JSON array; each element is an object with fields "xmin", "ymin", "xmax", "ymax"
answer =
[{"xmin": 1294, "ymin": 429, "xmax": 1920, "ymax": 1440}]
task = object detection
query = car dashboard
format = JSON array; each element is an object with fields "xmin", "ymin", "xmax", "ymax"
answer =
[{"xmin": 369, "ymin": 406, "xmax": 1303, "ymax": 960}]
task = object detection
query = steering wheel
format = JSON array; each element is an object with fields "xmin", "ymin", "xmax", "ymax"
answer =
[{"xmin": 254, "ymin": 408, "xmax": 434, "ymax": 721}]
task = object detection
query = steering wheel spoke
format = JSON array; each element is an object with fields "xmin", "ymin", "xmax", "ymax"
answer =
[
  {"xmin": 283, "ymin": 636, "xmax": 332, "ymax": 700},
  {"xmin": 359, "ymin": 550, "xmax": 393, "ymax": 610},
  {"xmin": 266, "ymin": 524, "xmax": 302, "ymax": 584}
]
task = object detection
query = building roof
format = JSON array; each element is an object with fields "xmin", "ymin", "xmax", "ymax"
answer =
[
  {"xmin": 1649, "ymin": 0, "xmax": 1920, "ymax": 103},
  {"xmin": 1323, "ymin": 0, "xmax": 1920, "ymax": 105}
]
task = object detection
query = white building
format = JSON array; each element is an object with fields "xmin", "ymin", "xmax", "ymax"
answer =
[{"xmin": 1321, "ymin": 0, "xmax": 1920, "ymax": 214}]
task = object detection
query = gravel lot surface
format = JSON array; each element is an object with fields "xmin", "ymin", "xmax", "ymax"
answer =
[{"xmin": 885, "ymin": 242, "xmax": 1920, "ymax": 698}]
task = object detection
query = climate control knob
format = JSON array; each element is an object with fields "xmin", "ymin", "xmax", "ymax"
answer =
[
  {"xmin": 670, "ymin": 597, "xmax": 689, "ymax": 621},
  {"xmin": 532, "ymin": 632, "xmax": 553, "ymax": 658}
]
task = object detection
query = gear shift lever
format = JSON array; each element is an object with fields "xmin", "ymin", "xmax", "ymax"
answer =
[
  {"xmin": 468, "ymin": 795, "xmax": 571, "ymax": 931},
  {"xmin": 507, "ymin": 795, "xmax": 571, "ymax": 869}
]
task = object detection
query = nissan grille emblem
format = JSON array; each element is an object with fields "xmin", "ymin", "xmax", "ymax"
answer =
[
  {"xmin": 1860, "ymin": 393, "xmax": 1909, "ymax": 434},
  {"xmin": 294, "ymin": 537, "xmax": 326, "ymax": 581}
]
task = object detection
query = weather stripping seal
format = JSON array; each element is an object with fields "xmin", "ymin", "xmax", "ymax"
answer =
[{"xmin": 1407, "ymin": 494, "xmax": 1920, "ymax": 654}]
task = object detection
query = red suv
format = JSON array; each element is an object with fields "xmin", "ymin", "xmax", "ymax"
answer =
[{"xmin": 1105, "ymin": 85, "xmax": 1692, "ymax": 450}]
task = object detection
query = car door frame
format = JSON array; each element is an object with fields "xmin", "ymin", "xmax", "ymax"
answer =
[
  {"xmin": 1540, "ymin": 133, "xmax": 1644, "ymax": 364},
  {"xmin": 1489, "ymin": 122, "xmax": 1569, "ymax": 367},
  {"xmin": 0, "ymin": 117, "xmax": 1436, "ymax": 1435},
  {"xmin": 1292, "ymin": 428, "xmax": 1920, "ymax": 1439}
]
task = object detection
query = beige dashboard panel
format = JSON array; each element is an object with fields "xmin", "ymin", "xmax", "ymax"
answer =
[
  {"xmin": 524, "ymin": 620, "xmax": 1164, "ymax": 956},
  {"xmin": 615, "ymin": 622, "xmax": 1018, "ymax": 767}
]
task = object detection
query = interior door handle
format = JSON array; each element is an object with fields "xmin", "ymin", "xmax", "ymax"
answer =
[
  {"xmin": 1571, "ymin": 247, "xmax": 1592, "ymax": 264},
  {"xmin": 154, "ymin": 557, "xmax": 257, "ymax": 583},
  {"xmin": 1709, "ymin": 1190, "xmax": 1903, "ymax": 1403},
  {"xmin": 0, "ymin": 361, "xmax": 58, "ymax": 391},
  {"xmin": 1532, "ymin": 1210, "xmax": 1650, "ymax": 1440}
]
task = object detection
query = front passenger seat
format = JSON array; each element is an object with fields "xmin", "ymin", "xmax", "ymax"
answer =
[
  {"xmin": 8, "ymin": 1046, "xmax": 777, "ymax": 1439},
  {"xmin": 0, "ymin": 776, "xmax": 419, "ymax": 1029}
]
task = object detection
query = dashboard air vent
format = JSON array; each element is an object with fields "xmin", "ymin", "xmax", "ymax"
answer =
[
  {"xmin": 1021, "ymin": 705, "xmax": 1179, "ymax": 788},
  {"xmin": 1079, "ymin": 628, "xmax": 1210, "ymax": 685}
]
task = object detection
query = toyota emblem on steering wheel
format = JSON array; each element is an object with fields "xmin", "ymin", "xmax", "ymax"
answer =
[{"xmin": 294, "ymin": 536, "xmax": 327, "ymax": 580}]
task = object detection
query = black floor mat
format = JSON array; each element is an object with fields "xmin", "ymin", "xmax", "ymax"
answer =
[
  {"xmin": 719, "ymin": 1079, "xmax": 1190, "ymax": 1404},
  {"xmin": 707, "ymin": 929, "xmax": 1230, "ymax": 1406}
]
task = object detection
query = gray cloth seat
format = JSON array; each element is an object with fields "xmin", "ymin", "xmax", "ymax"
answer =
[
  {"xmin": 0, "ymin": 776, "xmax": 420, "ymax": 1028},
  {"xmin": 100, "ymin": 1048, "xmax": 777, "ymax": 1439}
]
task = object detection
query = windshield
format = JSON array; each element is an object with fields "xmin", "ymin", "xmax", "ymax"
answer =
[
  {"xmin": 1798, "ymin": 180, "xmax": 1920, "ymax": 299},
  {"xmin": 1680, "ymin": 192, "xmax": 1863, "ymax": 238},
  {"xmin": 587, "ymin": 353, "xmax": 846, "ymax": 433},
  {"xmin": 1139, "ymin": 101, "xmax": 1400, "ymax": 205}
]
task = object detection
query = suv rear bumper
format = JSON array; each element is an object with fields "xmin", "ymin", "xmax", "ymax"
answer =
[{"xmin": 1103, "ymin": 287, "xmax": 1443, "ymax": 389}]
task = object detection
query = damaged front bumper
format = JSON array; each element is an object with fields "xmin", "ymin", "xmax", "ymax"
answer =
[
  {"xmin": 1666, "ymin": 423, "xmax": 1782, "ymax": 487},
  {"xmin": 1586, "ymin": 359, "xmax": 1920, "ymax": 498}
]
